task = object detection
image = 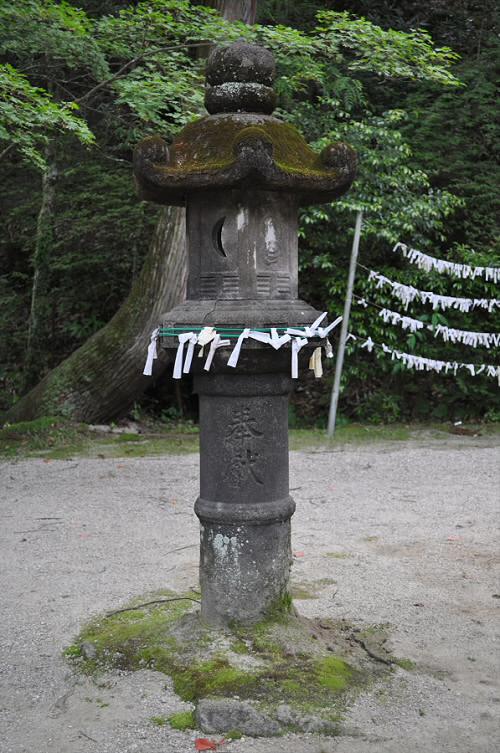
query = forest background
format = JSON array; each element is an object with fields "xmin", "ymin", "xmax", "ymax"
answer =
[{"xmin": 0, "ymin": 0, "xmax": 498, "ymax": 429}]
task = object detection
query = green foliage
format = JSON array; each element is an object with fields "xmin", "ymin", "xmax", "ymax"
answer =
[
  {"xmin": 315, "ymin": 11, "xmax": 461, "ymax": 86},
  {"xmin": 0, "ymin": 64, "xmax": 93, "ymax": 168},
  {"xmin": 403, "ymin": 38, "xmax": 500, "ymax": 253},
  {"xmin": 0, "ymin": 0, "xmax": 108, "ymax": 77},
  {"xmin": 0, "ymin": 0, "xmax": 496, "ymax": 422}
]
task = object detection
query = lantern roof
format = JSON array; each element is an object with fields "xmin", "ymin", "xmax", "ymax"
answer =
[{"xmin": 133, "ymin": 41, "xmax": 356, "ymax": 206}]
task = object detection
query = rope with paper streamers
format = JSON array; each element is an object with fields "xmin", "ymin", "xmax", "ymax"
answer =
[
  {"xmin": 356, "ymin": 334, "xmax": 500, "ymax": 384},
  {"xmin": 392, "ymin": 242, "xmax": 500, "ymax": 283},
  {"xmin": 143, "ymin": 313, "xmax": 343, "ymax": 380},
  {"xmin": 378, "ymin": 307, "xmax": 500, "ymax": 348},
  {"xmin": 368, "ymin": 270, "xmax": 500, "ymax": 312}
]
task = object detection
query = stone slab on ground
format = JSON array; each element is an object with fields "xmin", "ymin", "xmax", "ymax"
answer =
[{"xmin": 0, "ymin": 435, "xmax": 499, "ymax": 752}]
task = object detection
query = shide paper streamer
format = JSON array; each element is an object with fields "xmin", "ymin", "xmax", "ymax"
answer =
[
  {"xmin": 360, "ymin": 339, "xmax": 500, "ymax": 384},
  {"xmin": 368, "ymin": 270, "xmax": 500, "ymax": 313},
  {"xmin": 378, "ymin": 308, "xmax": 500, "ymax": 348},
  {"xmin": 143, "ymin": 314, "xmax": 343, "ymax": 380},
  {"xmin": 392, "ymin": 242, "xmax": 500, "ymax": 283}
]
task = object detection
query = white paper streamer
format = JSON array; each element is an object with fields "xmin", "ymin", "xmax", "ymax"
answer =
[
  {"xmin": 204, "ymin": 333, "xmax": 230, "ymax": 372},
  {"xmin": 228, "ymin": 328, "xmax": 250, "ymax": 367},
  {"xmin": 291, "ymin": 337, "xmax": 308, "ymax": 379},
  {"xmin": 359, "ymin": 337, "xmax": 500, "ymax": 384},
  {"xmin": 286, "ymin": 311, "xmax": 340, "ymax": 339},
  {"xmin": 143, "ymin": 327, "xmax": 159, "ymax": 376},
  {"xmin": 173, "ymin": 332, "xmax": 194, "ymax": 379},
  {"xmin": 379, "ymin": 307, "xmax": 500, "ymax": 348},
  {"xmin": 183, "ymin": 334, "xmax": 198, "ymax": 374},
  {"xmin": 392, "ymin": 242, "xmax": 500, "ymax": 283},
  {"xmin": 144, "ymin": 313, "xmax": 342, "ymax": 380},
  {"xmin": 379, "ymin": 308, "xmax": 425, "ymax": 333},
  {"xmin": 360, "ymin": 336, "xmax": 375, "ymax": 353},
  {"xmin": 197, "ymin": 327, "xmax": 216, "ymax": 362},
  {"xmin": 270, "ymin": 328, "xmax": 291, "ymax": 349},
  {"xmin": 369, "ymin": 270, "xmax": 500, "ymax": 312},
  {"xmin": 432, "ymin": 324, "xmax": 500, "ymax": 349},
  {"xmin": 318, "ymin": 315, "xmax": 343, "ymax": 338},
  {"xmin": 197, "ymin": 326, "xmax": 216, "ymax": 346},
  {"xmin": 249, "ymin": 330, "xmax": 272, "ymax": 345}
]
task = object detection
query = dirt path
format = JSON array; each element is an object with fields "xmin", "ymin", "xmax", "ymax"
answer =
[{"xmin": 1, "ymin": 437, "xmax": 499, "ymax": 752}]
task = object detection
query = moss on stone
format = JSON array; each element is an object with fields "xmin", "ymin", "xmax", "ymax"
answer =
[
  {"xmin": 64, "ymin": 591, "xmax": 198, "ymax": 676},
  {"xmin": 166, "ymin": 116, "xmax": 333, "ymax": 179},
  {"xmin": 226, "ymin": 729, "xmax": 243, "ymax": 740},
  {"xmin": 172, "ymin": 656, "xmax": 258, "ymax": 702},
  {"xmin": 65, "ymin": 592, "xmax": 403, "ymax": 737}
]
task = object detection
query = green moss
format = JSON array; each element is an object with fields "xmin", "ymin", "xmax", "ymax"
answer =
[
  {"xmin": 280, "ymin": 679, "xmax": 301, "ymax": 694},
  {"xmin": 63, "ymin": 644, "xmax": 82, "ymax": 658},
  {"xmin": 167, "ymin": 711, "xmax": 196, "ymax": 730},
  {"xmin": 65, "ymin": 592, "xmax": 198, "ymax": 676},
  {"xmin": 226, "ymin": 730, "xmax": 243, "ymax": 740},
  {"xmin": 315, "ymin": 656, "xmax": 352, "ymax": 692},
  {"xmin": 231, "ymin": 640, "xmax": 250, "ymax": 655},
  {"xmin": 0, "ymin": 418, "xmax": 200, "ymax": 459},
  {"xmin": 0, "ymin": 417, "xmax": 93, "ymax": 458},
  {"xmin": 172, "ymin": 657, "xmax": 258, "ymax": 702},
  {"xmin": 168, "ymin": 116, "xmax": 332, "ymax": 179},
  {"xmin": 394, "ymin": 658, "xmax": 416, "ymax": 671},
  {"xmin": 4, "ymin": 420, "xmax": 497, "ymax": 460},
  {"xmin": 0, "ymin": 416, "xmax": 60, "ymax": 437},
  {"xmin": 150, "ymin": 715, "xmax": 168, "ymax": 726},
  {"xmin": 65, "ymin": 592, "xmax": 394, "ymax": 736}
]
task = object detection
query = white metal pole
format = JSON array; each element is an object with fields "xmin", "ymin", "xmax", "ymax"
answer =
[{"xmin": 327, "ymin": 210, "xmax": 363, "ymax": 437}]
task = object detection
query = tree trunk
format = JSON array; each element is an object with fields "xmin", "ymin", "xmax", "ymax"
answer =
[
  {"xmin": 4, "ymin": 206, "xmax": 186, "ymax": 423},
  {"xmin": 212, "ymin": 0, "xmax": 257, "ymax": 23},
  {"xmin": 23, "ymin": 149, "xmax": 58, "ymax": 391}
]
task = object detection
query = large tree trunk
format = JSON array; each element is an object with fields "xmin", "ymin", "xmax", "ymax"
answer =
[{"xmin": 4, "ymin": 207, "xmax": 186, "ymax": 423}]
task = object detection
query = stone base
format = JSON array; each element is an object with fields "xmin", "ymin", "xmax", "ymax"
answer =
[{"xmin": 196, "ymin": 516, "xmax": 293, "ymax": 626}]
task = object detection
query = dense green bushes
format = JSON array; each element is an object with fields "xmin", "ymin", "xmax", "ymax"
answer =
[{"xmin": 0, "ymin": 1, "xmax": 498, "ymax": 423}]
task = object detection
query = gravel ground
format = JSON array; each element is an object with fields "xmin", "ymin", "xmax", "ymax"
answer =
[{"xmin": 1, "ymin": 435, "xmax": 499, "ymax": 753}]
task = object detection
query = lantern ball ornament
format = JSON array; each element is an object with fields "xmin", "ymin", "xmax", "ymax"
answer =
[{"xmin": 134, "ymin": 41, "xmax": 356, "ymax": 626}]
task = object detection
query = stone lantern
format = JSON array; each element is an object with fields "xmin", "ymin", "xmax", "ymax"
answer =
[{"xmin": 134, "ymin": 41, "xmax": 356, "ymax": 627}]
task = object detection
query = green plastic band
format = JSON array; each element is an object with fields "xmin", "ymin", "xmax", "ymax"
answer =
[{"xmin": 159, "ymin": 326, "xmax": 296, "ymax": 339}]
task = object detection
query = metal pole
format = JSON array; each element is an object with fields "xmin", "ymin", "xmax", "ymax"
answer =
[{"xmin": 327, "ymin": 210, "xmax": 363, "ymax": 437}]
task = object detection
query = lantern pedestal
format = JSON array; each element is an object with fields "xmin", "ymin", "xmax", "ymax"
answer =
[{"xmin": 194, "ymin": 357, "xmax": 294, "ymax": 625}]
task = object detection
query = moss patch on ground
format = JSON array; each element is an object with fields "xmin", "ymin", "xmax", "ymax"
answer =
[
  {"xmin": 1, "ymin": 418, "xmax": 498, "ymax": 459},
  {"xmin": 167, "ymin": 710, "xmax": 196, "ymax": 730},
  {"xmin": 0, "ymin": 417, "xmax": 199, "ymax": 459},
  {"xmin": 64, "ymin": 591, "xmax": 415, "ymax": 736}
]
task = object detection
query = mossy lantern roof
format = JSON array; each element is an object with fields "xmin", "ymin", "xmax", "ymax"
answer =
[{"xmin": 134, "ymin": 41, "xmax": 356, "ymax": 206}]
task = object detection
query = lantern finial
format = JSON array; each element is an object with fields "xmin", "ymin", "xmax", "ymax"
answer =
[{"xmin": 205, "ymin": 40, "xmax": 277, "ymax": 115}]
